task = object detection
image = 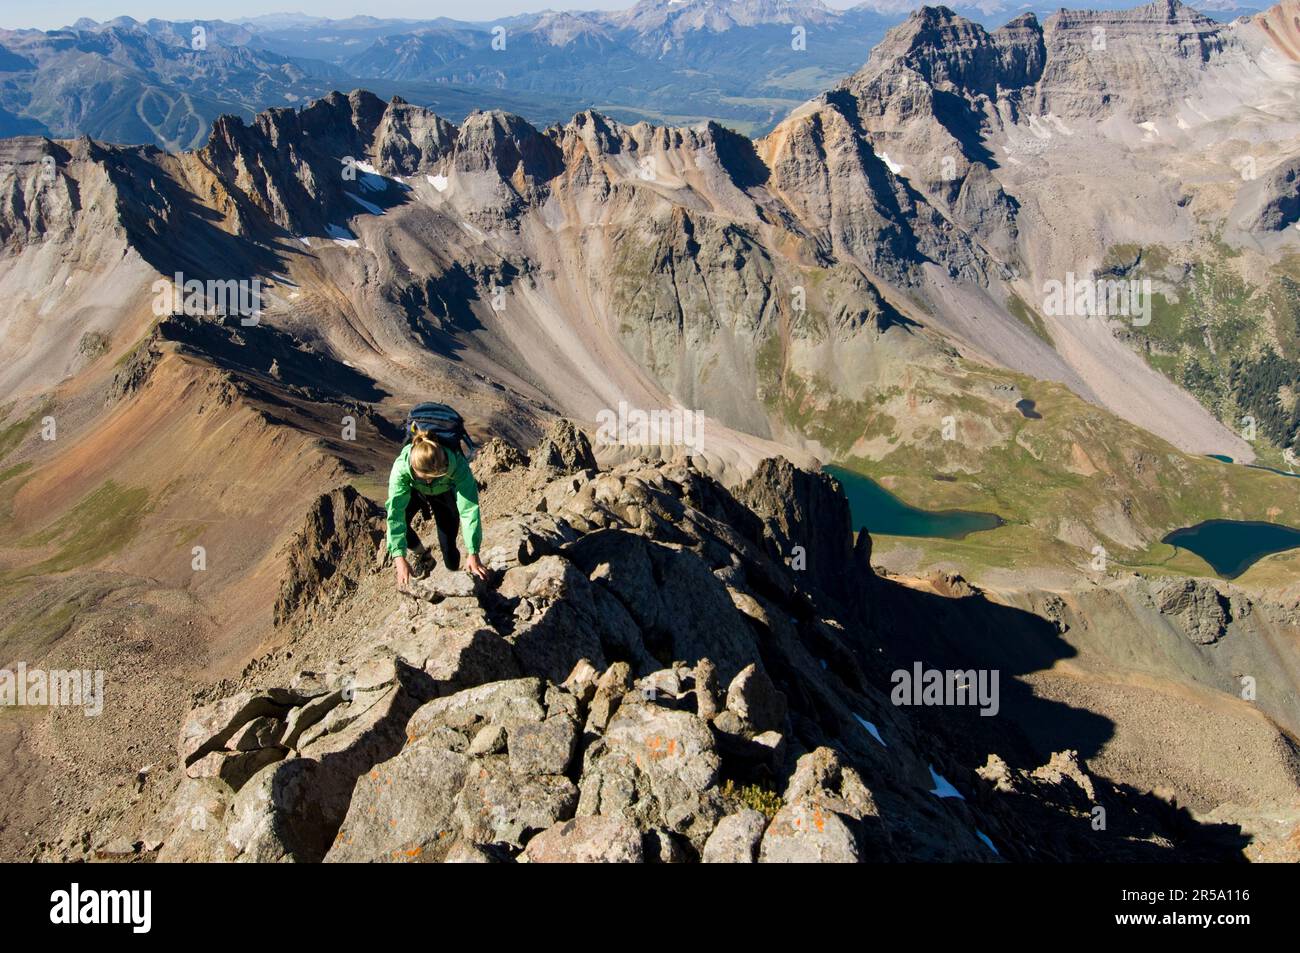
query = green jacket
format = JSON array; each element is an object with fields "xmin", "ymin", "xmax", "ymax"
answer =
[{"xmin": 385, "ymin": 443, "xmax": 481, "ymax": 557}]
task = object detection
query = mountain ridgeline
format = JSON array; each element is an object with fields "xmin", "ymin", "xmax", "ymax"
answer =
[
  {"xmin": 110, "ymin": 426, "xmax": 1300, "ymax": 862},
  {"xmin": 0, "ymin": 1, "xmax": 910, "ymax": 146}
]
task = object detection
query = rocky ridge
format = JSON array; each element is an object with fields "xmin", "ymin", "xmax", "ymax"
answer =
[{"xmin": 121, "ymin": 422, "xmax": 1257, "ymax": 863}]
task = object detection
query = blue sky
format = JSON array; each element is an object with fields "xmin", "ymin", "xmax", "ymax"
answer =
[{"xmin": 2, "ymin": 0, "xmax": 869, "ymax": 32}]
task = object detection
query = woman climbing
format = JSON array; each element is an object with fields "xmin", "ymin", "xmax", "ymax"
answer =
[{"xmin": 386, "ymin": 410, "xmax": 488, "ymax": 589}]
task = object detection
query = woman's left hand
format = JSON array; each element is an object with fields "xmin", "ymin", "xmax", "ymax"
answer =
[{"xmin": 466, "ymin": 553, "xmax": 489, "ymax": 580}]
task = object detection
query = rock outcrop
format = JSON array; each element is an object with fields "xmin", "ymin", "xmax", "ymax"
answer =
[
  {"xmin": 137, "ymin": 420, "xmax": 1251, "ymax": 863},
  {"xmin": 1233, "ymin": 156, "xmax": 1300, "ymax": 233},
  {"xmin": 735, "ymin": 457, "xmax": 872, "ymax": 612},
  {"xmin": 274, "ymin": 486, "xmax": 386, "ymax": 625},
  {"xmin": 1150, "ymin": 577, "xmax": 1232, "ymax": 646}
]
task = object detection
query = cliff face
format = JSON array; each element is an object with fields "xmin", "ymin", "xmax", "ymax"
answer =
[
  {"xmin": 107, "ymin": 423, "xmax": 1275, "ymax": 864},
  {"xmin": 790, "ymin": 0, "xmax": 1300, "ymax": 471},
  {"xmin": 1035, "ymin": 1, "xmax": 1231, "ymax": 120},
  {"xmin": 824, "ymin": 1, "xmax": 1241, "ymax": 245},
  {"xmin": 843, "ymin": 1, "xmax": 1231, "ymax": 125}
]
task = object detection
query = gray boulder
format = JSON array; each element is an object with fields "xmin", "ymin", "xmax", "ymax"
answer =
[
  {"xmin": 725, "ymin": 663, "xmax": 788, "ymax": 733},
  {"xmin": 578, "ymin": 700, "xmax": 722, "ymax": 845},
  {"xmin": 522, "ymin": 816, "xmax": 644, "ymax": 863},
  {"xmin": 760, "ymin": 747, "xmax": 886, "ymax": 863},
  {"xmin": 409, "ymin": 565, "xmax": 483, "ymax": 601},
  {"xmin": 585, "ymin": 661, "xmax": 631, "ymax": 734},
  {"xmin": 177, "ymin": 691, "xmax": 293, "ymax": 768},
  {"xmin": 760, "ymin": 801, "xmax": 863, "ymax": 863},
  {"xmin": 325, "ymin": 738, "xmax": 471, "ymax": 863},
  {"xmin": 702, "ymin": 809, "xmax": 767, "ymax": 863},
  {"xmin": 224, "ymin": 758, "xmax": 333, "ymax": 862},
  {"xmin": 471, "ymin": 437, "xmax": 528, "ymax": 479},
  {"xmin": 502, "ymin": 557, "xmax": 607, "ymax": 682},
  {"xmin": 151, "ymin": 777, "xmax": 230, "ymax": 863},
  {"xmin": 561, "ymin": 659, "xmax": 600, "ymax": 704},
  {"xmin": 477, "ymin": 513, "xmax": 580, "ymax": 574},
  {"xmin": 406, "ymin": 678, "xmax": 547, "ymax": 740},
  {"xmin": 695, "ymin": 658, "xmax": 721, "ymax": 721},
  {"xmin": 454, "ymin": 757, "xmax": 578, "ymax": 847},
  {"xmin": 530, "ymin": 418, "xmax": 598, "ymax": 474},
  {"xmin": 508, "ymin": 715, "xmax": 579, "ymax": 776},
  {"xmin": 184, "ymin": 746, "xmax": 286, "ymax": 790},
  {"xmin": 467, "ymin": 723, "xmax": 508, "ymax": 756},
  {"xmin": 1152, "ymin": 578, "xmax": 1231, "ymax": 645},
  {"xmin": 423, "ymin": 627, "xmax": 521, "ymax": 692}
]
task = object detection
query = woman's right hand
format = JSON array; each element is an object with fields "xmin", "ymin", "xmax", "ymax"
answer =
[{"xmin": 394, "ymin": 555, "xmax": 411, "ymax": 590}]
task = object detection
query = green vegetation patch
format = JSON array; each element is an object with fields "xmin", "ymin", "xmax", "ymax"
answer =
[
  {"xmin": 1006, "ymin": 292, "xmax": 1054, "ymax": 347},
  {"xmin": 720, "ymin": 779, "xmax": 784, "ymax": 819},
  {"xmin": 0, "ymin": 406, "xmax": 43, "ymax": 464},
  {"xmin": 763, "ymin": 361, "xmax": 897, "ymax": 455},
  {"xmin": 1108, "ymin": 242, "xmax": 1300, "ymax": 454},
  {"xmin": 778, "ymin": 352, "xmax": 1300, "ymax": 577},
  {"xmin": 0, "ymin": 576, "xmax": 122, "ymax": 665},
  {"xmin": 8, "ymin": 481, "xmax": 152, "ymax": 578},
  {"xmin": 0, "ymin": 462, "xmax": 33, "ymax": 524}
]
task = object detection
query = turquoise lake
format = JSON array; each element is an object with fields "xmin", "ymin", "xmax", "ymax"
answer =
[
  {"xmin": 1205, "ymin": 453, "xmax": 1299, "ymax": 480},
  {"xmin": 825, "ymin": 465, "xmax": 1002, "ymax": 540},
  {"xmin": 1162, "ymin": 520, "xmax": 1300, "ymax": 578}
]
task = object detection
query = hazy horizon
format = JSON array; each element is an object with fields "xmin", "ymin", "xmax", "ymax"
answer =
[{"xmin": 0, "ymin": 0, "xmax": 887, "ymax": 32}]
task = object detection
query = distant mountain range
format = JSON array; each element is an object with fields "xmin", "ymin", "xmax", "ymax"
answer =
[{"xmin": 0, "ymin": 0, "xmax": 1273, "ymax": 148}]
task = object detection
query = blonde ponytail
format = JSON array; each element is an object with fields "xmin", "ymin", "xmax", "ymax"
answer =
[{"xmin": 410, "ymin": 433, "xmax": 449, "ymax": 479}]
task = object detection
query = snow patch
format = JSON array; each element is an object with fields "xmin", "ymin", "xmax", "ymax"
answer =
[
  {"xmin": 326, "ymin": 224, "xmax": 360, "ymax": 249},
  {"xmin": 975, "ymin": 830, "xmax": 999, "ymax": 855},
  {"xmin": 342, "ymin": 159, "xmax": 408, "ymax": 196},
  {"xmin": 928, "ymin": 765, "xmax": 964, "ymax": 800},
  {"xmin": 353, "ymin": 162, "xmax": 390, "ymax": 194},
  {"xmin": 853, "ymin": 713, "xmax": 887, "ymax": 748},
  {"xmin": 346, "ymin": 192, "xmax": 385, "ymax": 216},
  {"xmin": 427, "ymin": 173, "xmax": 449, "ymax": 192},
  {"xmin": 880, "ymin": 152, "xmax": 904, "ymax": 174}
]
